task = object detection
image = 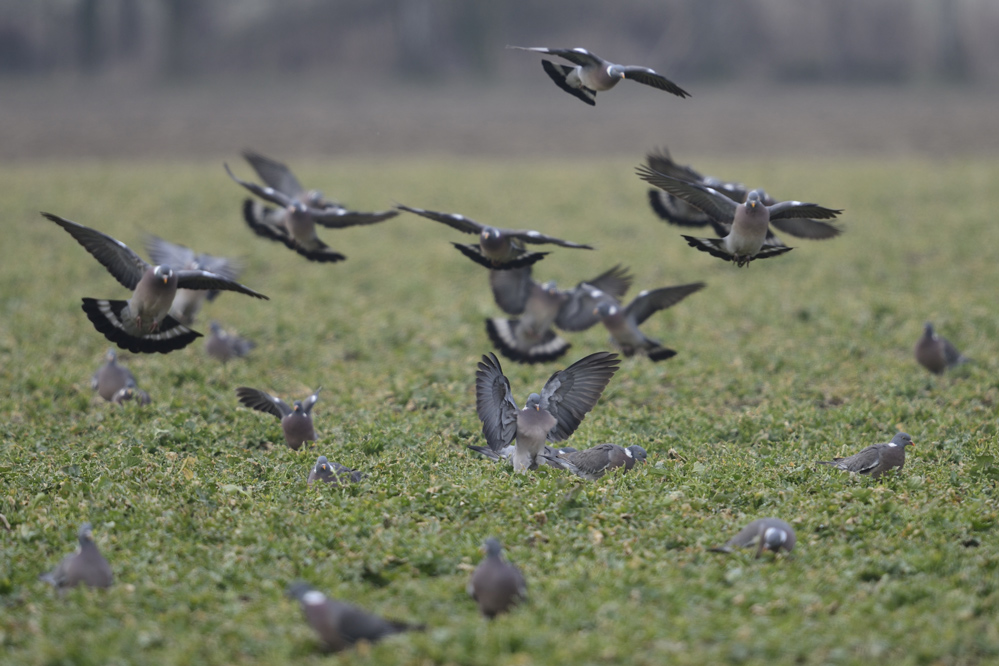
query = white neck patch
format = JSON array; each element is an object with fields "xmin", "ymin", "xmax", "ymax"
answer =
[
  {"xmin": 764, "ymin": 527, "xmax": 786, "ymax": 544},
  {"xmin": 302, "ymin": 590, "xmax": 326, "ymax": 606}
]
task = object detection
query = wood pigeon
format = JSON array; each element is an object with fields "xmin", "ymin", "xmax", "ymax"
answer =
[
  {"xmin": 236, "ymin": 386, "xmax": 321, "ymax": 450},
  {"xmin": 39, "ymin": 523, "xmax": 114, "ymax": 590},
  {"xmin": 468, "ymin": 538, "xmax": 527, "ymax": 618},
  {"xmin": 710, "ymin": 518, "xmax": 796, "ymax": 557},
  {"xmin": 819, "ymin": 432, "xmax": 914, "ymax": 479}
]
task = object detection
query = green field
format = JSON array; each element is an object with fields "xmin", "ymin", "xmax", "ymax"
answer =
[{"xmin": 1, "ymin": 157, "xmax": 997, "ymax": 665}]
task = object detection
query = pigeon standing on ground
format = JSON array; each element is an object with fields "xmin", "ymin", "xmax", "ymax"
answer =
[
  {"xmin": 636, "ymin": 168, "xmax": 843, "ymax": 266},
  {"xmin": 42, "ymin": 212, "xmax": 268, "ymax": 353},
  {"xmin": 468, "ymin": 538, "xmax": 527, "ymax": 618},
  {"xmin": 39, "ymin": 523, "xmax": 114, "ymax": 590},
  {"xmin": 508, "ymin": 46, "xmax": 689, "ymax": 106},
  {"xmin": 395, "ymin": 204, "xmax": 592, "ymax": 270},
  {"xmin": 226, "ymin": 156, "xmax": 397, "ymax": 263},
  {"xmin": 914, "ymin": 322, "xmax": 968, "ymax": 374},
  {"xmin": 204, "ymin": 322, "xmax": 255, "ymax": 362},
  {"xmin": 91, "ymin": 348, "xmax": 150, "ymax": 404},
  {"xmin": 144, "ymin": 235, "xmax": 243, "ymax": 326},
  {"xmin": 709, "ymin": 518, "xmax": 796, "ymax": 558},
  {"xmin": 818, "ymin": 432, "xmax": 914, "ymax": 479},
  {"xmin": 474, "ymin": 351, "xmax": 619, "ymax": 472},
  {"xmin": 541, "ymin": 443, "xmax": 647, "ymax": 480},
  {"xmin": 235, "ymin": 386, "xmax": 321, "ymax": 450},
  {"xmin": 286, "ymin": 582, "xmax": 422, "ymax": 653},
  {"xmin": 307, "ymin": 455, "xmax": 364, "ymax": 486}
]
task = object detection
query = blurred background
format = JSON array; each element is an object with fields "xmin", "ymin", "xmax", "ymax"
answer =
[{"xmin": 1, "ymin": 0, "xmax": 998, "ymax": 161}]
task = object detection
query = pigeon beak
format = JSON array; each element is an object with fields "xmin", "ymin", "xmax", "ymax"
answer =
[
  {"xmin": 320, "ymin": 464, "xmax": 327, "ymax": 471},
  {"xmin": 162, "ymin": 276, "xmax": 169, "ymax": 284},
  {"xmin": 534, "ymin": 404, "xmax": 540, "ymax": 411}
]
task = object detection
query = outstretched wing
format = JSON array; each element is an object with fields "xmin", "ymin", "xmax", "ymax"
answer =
[
  {"xmin": 475, "ymin": 353, "xmax": 520, "ymax": 452},
  {"xmin": 626, "ymin": 282, "xmax": 706, "ymax": 326},
  {"xmin": 635, "ymin": 167, "xmax": 738, "ymax": 223},
  {"xmin": 242, "ymin": 150, "xmax": 307, "ymax": 200},
  {"xmin": 235, "ymin": 387, "xmax": 292, "ymax": 419},
  {"xmin": 539, "ymin": 352, "xmax": 620, "ymax": 442},
  {"xmin": 42, "ymin": 212, "xmax": 148, "ymax": 289},
  {"xmin": 396, "ymin": 204, "xmax": 482, "ymax": 235}
]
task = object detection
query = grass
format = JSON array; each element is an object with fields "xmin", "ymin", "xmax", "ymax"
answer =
[{"xmin": 1, "ymin": 156, "xmax": 998, "ymax": 665}]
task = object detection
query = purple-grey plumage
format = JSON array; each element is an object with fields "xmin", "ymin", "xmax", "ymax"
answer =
[
  {"xmin": 39, "ymin": 523, "xmax": 114, "ymax": 590},
  {"xmin": 467, "ymin": 444, "xmax": 577, "ymax": 470},
  {"xmin": 204, "ymin": 322, "xmax": 254, "ymax": 362},
  {"xmin": 236, "ymin": 386, "xmax": 321, "ymax": 450},
  {"xmin": 91, "ymin": 348, "xmax": 150, "ymax": 404},
  {"xmin": 508, "ymin": 46, "xmax": 689, "ymax": 106},
  {"xmin": 914, "ymin": 322, "xmax": 968, "ymax": 374},
  {"xmin": 592, "ymin": 282, "xmax": 705, "ymax": 361},
  {"xmin": 286, "ymin": 582, "xmax": 422, "ymax": 653},
  {"xmin": 307, "ymin": 455, "xmax": 363, "ymax": 486},
  {"xmin": 541, "ymin": 443, "xmax": 646, "ymax": 480},
  {"xmin": 144, "ymin": 235, "xmax": 242, "ymax": 326},
  {"xmin": 819, "ymin": 432, "xmax": 914, "ymax": 479},
  {"xmin": 710, "ymin": 518, "xmax": 796, "ymax": 557},
  {"xmin": 468, "ymin": 538, "xmax": 527, "ymax": 618}
]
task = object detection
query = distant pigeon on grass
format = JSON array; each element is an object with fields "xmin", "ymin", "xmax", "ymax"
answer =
[
  {"xmin": 819, "ymin": 432, "xmax": 914, "ymax": 479},
  {"xmin": 308, "ymin": 455, "xmax": 363, "ymax": 486},
  {"xmin": 541, "ymin": 443, "xmax": 647, "ymax": 480},
  {"xmin": 286, "ymin": 582, "xmax": 423, "ymax": 653},
  {"xmin": 709, "ymin": 518, "xmax": 796, "ymax": 558},
  {"xmin": 508, "ymin": 46, "xmax": 689, "ymax": 106},
  {"xmin": 91, "ymin": 348, "xmax": 150, "ymax": 405},
  {"xmin": 226, "ymin": 155, "xmax": 397, "ymax": 263},
  {"xmin": 468, "ymin": 538, "xmax": 527, "ymax": 618},
  {"xmin": 236, "ymin": 386, "xmax": 321, "ymax": 450},
  {"xmin": 914, "ymin": 322, "xmax": 968, "ymax": 374},
  {"xmin": 40, "ymin": 523, "xmax": 114, "ymax": 590},
  {"xmin": 204, "ymin": 322, "xmax": 254, "ymax": 362},
  {"xmin": 474, "ymin": 351, "xmax": 619, "ymax": 473},
  {"xmin": 636, "ymin": 168, "xmax": 843, "ymax": 266},
  {"xmin": 396, "ymin": 204, "xmax": 592, "ymax": 270},
  {"xmin": 42, "ymin": 212, "xmax": 268, "ymax": 353},
  {"xmin": 144, "ymin": 235, "xmax": 243, "ymax": 326}
]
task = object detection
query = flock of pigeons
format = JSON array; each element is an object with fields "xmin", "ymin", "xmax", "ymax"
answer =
[{"xmin": 38, "ymin": 45, "xmax": 969, "ymax": 653}]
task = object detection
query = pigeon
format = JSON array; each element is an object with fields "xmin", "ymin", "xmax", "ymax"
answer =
[
  {"xmin": 236, "ymin": 386, "xmax": 321, "ymax": 450},
  {"xmin": 709, "ymin": 518, "xmax": 796, "ymax": 557},
  {"xmin": 818, "ymin": 432, "xmax": 914, "ymax": 479},
  {"xmin": 508, "ymin": 46, "xmax": 689, "ymax": 106},
  {"xmin": 467, "ymin": 444, "xmax": 577, "ymax": 470},
  {"xmin": 144, "ymin": 235, "xmax": 242, "ymax": 326},
  {"xmin": 226, "ymin": 159, "xmax": 397, "ymax": 263},
  {"xmin": 636, "ymin": 168, "xmax": 843, "ymax": 266},
  {"xmin": 42, "ymin": 212, "xmax": 268, "ymax": 353},
  {"xmin": 468, "ymin": 538, "xmax": 527, "ymax": 618},
  {"xmin": 39, "ymin": 523, "xmax": 114, "ymax": 590},
  {"xmin": 91, "ymin": 348, "xmax": 150, "ymax": 404},
  {"xmin": 307, "ymin": 455, "xmax": 364, "ymax": 486},
  {"xmin": 204, "ymin": 322, "xmax": 255, "ymax": 362},
  {"xmin": 541, "ymin": 443, "xmax": 647, "ymax": 480},
  {"xmin": 242, "ymin": 150, "xmax": 335, "ymax": 209},
  {"xmin": 590, "ymin": 282, "xmax": 706, "ymax": 361},
  {"xmin": 644, "ymin": 147, "xmax": 749, "ymax": 227},
  {"xmin": 395, "ymin": 204, "xmax": 592, "ymax": 270},
  {"xmin": 475, "ymin": 351, "xmax": 619, "ymax": 473},
  {"xmin": 914, "ymin": 322, "xmax": 968, "ymax": 374},
  {"xmin": 286, "ymin": 582, "xmax": 422, "ymax": 653},
  {"xmin": 551, "ymin": 264, "xmax": 634, "ymax": 331}
]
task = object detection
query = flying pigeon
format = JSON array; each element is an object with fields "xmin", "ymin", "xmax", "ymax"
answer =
[
  {"xmin": 395, "ymin": 204, "xmax": 592, "ymax": 270},
  {"xmin": 709, "ymin": 518, "xmax": 796, "ymax": 557},
  {"xmin": 644, "ymin": 147, "xmax": 749, "ymax": 227},
  {"xmin": 308, "ymin": 455, "xmax": 364, "ymax": 486},
  {"xmin": 590, "ymin": 282, "xmax": 706, "ymax": 361},
  {"xmin": 541, "ymin": 443, "xmax": 647, "ymax": 480},
  {"xmin": 818, "ymin": 432, "xmax": 914, "ymax": 479},
  {"xmin": 914, "ymin": 322, "xmax": 968, "ymax": 374},
  {"xmin": 508, "ymin": 46, "xmax": 689, "ymax": 106},
  {"xmin": 226, "ymin": 159, "xmax": 397, "ymax": 263},
  {"xmin": 204, "ymin": 321, "xmax": 254, "ymax": 362},
  {"xmin": 39, "ymin": 523, "xmax": 114, "ymax": 590},
  {"xmin": 636, "ymin": 168, "xmax": 843, "ymax": 266},
  {"xmin": 468, "ymin": 538, "xmax": 527, "ymax": 618},
  {"xmin": 236, "ymin": 386, "xmax": 321, "ymax": 450},
  {"xmin": 43, "ymin": 212, "xmax": 268, "ymax": 353},
  {"xmin": 475, "ymin": 351, "xmax": 619, "ymax": 472},
  {"xmin": 286, "ymin": 581, "xmax": 422, "ymax": 653},
  {"xmin": 91, "ymin": 348, "xmax": 150, "ymax": 404},
  {"xmin": 144, "ymin": 235, "xmax": 243, "ymax": 326}
]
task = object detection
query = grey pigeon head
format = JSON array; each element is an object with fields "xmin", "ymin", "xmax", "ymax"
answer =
[
  {"xmin": 484, "ymin": 537, "xmax": 503, "ymax": 558},
  {"xmin": 627, "ymin": 445, "xmax": 648, "ymax": 463}
]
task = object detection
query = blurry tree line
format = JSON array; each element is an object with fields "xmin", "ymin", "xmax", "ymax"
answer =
[{"xmin": 0, "ymin": 0, "xmax": 995, "ymax": 85}]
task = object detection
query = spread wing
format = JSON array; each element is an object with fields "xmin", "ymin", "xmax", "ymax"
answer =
[
  {"xmin": 175, "ymin": 270, "xmax": 267, "ymax": 299},
  {"xmin": 235, "ymin": 387, "xmax": 292, "ymax": 419},
  {"xmin": 396, "ymin": 204, "xmax": 482, "ymax": 235},
  {"xmin": 620, "ymin": 66, "xmax": 690, "ymax": 98},
  {"xmin": 224, "ymin": 163, "xmax": 295, "ymax": 208},
  {"xmin": 42, "ymin": 212, "xmax": 148, "ymax": 289},
  {"xmin": 635, "ymin": 167, "xmax": 738, "ymax": 223},
  {"xmin": 539, "ymin": 351, "xmax": 619, "ymax": 442},
  {"xmin": 507, "ymin": 45, "xmax": 603, "ymax": 68},
  {"xmin": 242, "ymin": 150, "xmax": 307, "ymax": 200},
  {"xmin": 475, "ymin": 353, "xmax": 520, "ymax": 452},
  {"xmin": 767, "ymin": 200, "xmax": 843, "ymax": 222},
  {"xmin": 626, "ymin": 282, "xmax": 706, "ymax": 326}
]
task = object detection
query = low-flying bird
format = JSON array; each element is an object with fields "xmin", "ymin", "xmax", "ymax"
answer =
[
  {"xmin": 709, "ymin": 518, "xmax": 796, "ymax": 558},
  {"xmin": 286, "ymin": 582, "xmax": 422, "ymax": 653},
  {"xmin": 307, "ymin": 455, "xmax": 364, "ymax": 486},
  {"xmin": 542, "ymin": 443, "xmax": 647, "ymax": 480},
  {"xmin": 39, "ymin": 523, "xmax": 114, "ymax": 590},
  {"xmin": 226, "ymin": 156, "xmax": 397, "ymax": 263},
  {"xmin": 914, "ymin": 322, "xmax": 968, "ymax": 374},
  {"xmin": 395, "ymin": 204, "xmax": 592, "ymax": 270},
  {"xmin": 144, "ymin": 235, "xmax": 242, "ymax": 326},
  {"xmin": 818, "ymin": 432, "xmax": 914, "ymax": 479},
  {"xmin": 508, "ymin": 46, "xmax": 689, "ymax": 106},
  {"xmin": 91, "ymin": 348, "xmax": 150, "ymax": 405},
  {"xmin": 236, "ymin": 386, "xmax": 322, "ymax": 450},
  {"xmin": 468, "ymin": 538, "xmax": 527, "ymax": 618},
  {"xmin": 475, "ymin": 351, "xmax": 619, "ymax": 472},
  {"xmin": 636, "ymin": 168, "xmax": 843, "ymax": 266},
  {"xmin": 204, "ymin": 322, "xmax": 254, "ymax": 362},
  {"xmin": 43, "ymin": 212, "xmax": 268, "ymax": 353}
]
